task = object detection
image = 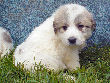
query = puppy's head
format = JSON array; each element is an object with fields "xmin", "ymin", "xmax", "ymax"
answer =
[{"xmin": 53, "ymin": 4, "xmax": 96, "ymax": 46}]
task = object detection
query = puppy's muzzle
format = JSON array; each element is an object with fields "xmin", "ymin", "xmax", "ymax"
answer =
[{"xmin": 68, "ymin": 37, "xmax": 76, "ymax": 45}]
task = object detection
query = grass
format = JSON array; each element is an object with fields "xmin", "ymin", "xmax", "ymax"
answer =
[{"xmin": 0, "ymin": 45, "xmax": 110, "ymax": 83}]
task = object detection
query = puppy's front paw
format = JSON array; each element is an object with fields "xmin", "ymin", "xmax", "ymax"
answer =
[{"xmin": 67, "ymin": 61, "xmax": 80, "ymax": 71}]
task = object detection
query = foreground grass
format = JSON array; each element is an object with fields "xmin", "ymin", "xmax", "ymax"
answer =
[{"xmin": 0, "ymin": 45, "xmax": 110, "ymax": 83}]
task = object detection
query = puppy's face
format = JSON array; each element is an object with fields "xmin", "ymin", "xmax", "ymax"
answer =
[{"xmin": 53, "ymin": 4, "xmax": 96, "ymax": 46}]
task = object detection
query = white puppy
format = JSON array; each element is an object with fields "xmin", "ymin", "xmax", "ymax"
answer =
[
  {"xmin": 0, "ymin": 27, "xmax": 13, "ymax": 58},
  {"xmin": 14, "ymin": 4, "xmax": 95, "ymax": 71}
]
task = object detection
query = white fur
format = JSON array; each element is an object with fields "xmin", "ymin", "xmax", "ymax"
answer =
[
  {"xmin": 0, "ymin": 27, "xmax": 13, "ymax": 58},
  {"xmin": 14, "ymin": 4, "xmax": 94, "ymax": 71}
]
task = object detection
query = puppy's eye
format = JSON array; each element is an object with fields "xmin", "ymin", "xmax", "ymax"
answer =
[
  {"xmin": 78, "ymin": 24, "xmax": 84, "ymax": 29},
  {"xmin": 85, "ymin": 26, "xmax": 90, "ymax": 28},
  {"xmin": 62, "ymin": 26, "xmax": 68, "ymax": 31}
]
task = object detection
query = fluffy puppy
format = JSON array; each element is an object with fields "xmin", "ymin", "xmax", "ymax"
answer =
[
  {"xmin": 14, "ymin": 4, "xmax": 95, "ymax": 71},
  {"xmin": 0, "ymin": 27, "xmax": 13, "ymax": 58}
]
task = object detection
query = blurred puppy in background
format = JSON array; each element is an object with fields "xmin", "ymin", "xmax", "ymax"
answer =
[{"xmin": 0, "ymin": 27, "xmax": 13, "ymax": 58}]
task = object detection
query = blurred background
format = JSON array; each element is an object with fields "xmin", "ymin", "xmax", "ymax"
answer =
[{"xmin": 0, "ymin": 0, "xmax": 110, "ymax": 46}]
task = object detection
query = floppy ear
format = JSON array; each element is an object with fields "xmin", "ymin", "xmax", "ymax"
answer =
[{"xmin": 91, "ymin": 19, "xmax": 96, "ymax": 31}]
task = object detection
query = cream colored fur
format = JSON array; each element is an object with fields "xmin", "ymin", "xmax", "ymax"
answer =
[{"xmin": 14, "ymin": 4, "xmax": 95, "ymax": 71}]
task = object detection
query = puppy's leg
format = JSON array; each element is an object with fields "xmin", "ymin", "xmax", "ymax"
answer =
[{"xmin": 63, "ymin": 54, "xmax": 80, "ymax": 71}]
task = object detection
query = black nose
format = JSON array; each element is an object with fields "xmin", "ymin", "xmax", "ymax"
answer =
[{"xmin": 68, "ymin": 37, "xmax": 76, "ymax": 44}]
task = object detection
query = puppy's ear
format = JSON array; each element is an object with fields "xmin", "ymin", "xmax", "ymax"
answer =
[
  {"xmin": 53, "ymin": 21, "xmax": 58, "ymax": 34},
  {"xmin": 91, "ymin": 19, "xmax": 96, "ymax": 31}
]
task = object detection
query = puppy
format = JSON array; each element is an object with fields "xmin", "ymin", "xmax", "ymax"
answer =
[
  {"xmin": 0, "ymin": 27, "xmax": 13, "ymax": 58},
  {"xmin": 14, "ymin": 4, "xmax": 95, "ymax": 71}
]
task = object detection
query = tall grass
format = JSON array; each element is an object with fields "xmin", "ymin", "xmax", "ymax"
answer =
[{"xmin": 0, "ymin": 45, "xmax": 110, "ymax": 83}]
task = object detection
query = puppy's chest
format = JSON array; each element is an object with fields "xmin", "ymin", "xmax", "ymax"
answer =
[
  {"xmin": 56, "ymin": 46, "xmax": 73, "ymax": 57},
  {"xmin": 56, "ymin": 46, "xmax": 78, "ymax": 60}
]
